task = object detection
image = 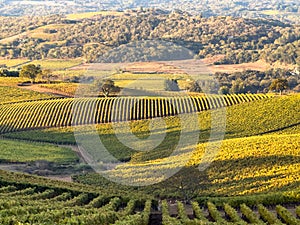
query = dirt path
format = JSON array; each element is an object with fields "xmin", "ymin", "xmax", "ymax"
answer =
[{"xmin": 19, "ymin": 84, "xmax": 73, "ymax": 98}]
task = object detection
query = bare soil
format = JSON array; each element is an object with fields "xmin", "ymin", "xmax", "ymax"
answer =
[
  {"xmin": 20, "ymin": 84, "xmax": 73, "ymax": 97},
  {"xmin": 69, "ymin": 58, "xmax": 295, "ymax": 75}
]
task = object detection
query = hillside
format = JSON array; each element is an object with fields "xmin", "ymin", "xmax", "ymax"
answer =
[
  {"xmin": 0, "ymin": 11, "xmax": 299, "ymax": 67},
  {"xmin": 0, "ymin": 0, "xmax": 299, "ymax": 24},
  {"xmin": 0, "ymin": 2, "xmax": 299, "ymax": 224},
  {"xmin": 0, "ymin": 88, "xmax": 299, "ymax": 224},
  {"xmin": 2, "ymin": 94, "xmax": 299, "ymax": 194},
  {"xmin": 0, "ymin": 94, "xmax": 299, "ymax": 224}
]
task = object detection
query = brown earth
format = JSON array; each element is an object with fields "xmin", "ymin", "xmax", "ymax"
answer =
[
  {"xmin": 20, "ymin": 84, "xmax": 73, "ymax": 97},
  {"xmin": 69, "ymin": 57, "xmax": 296, "ymax": 75}
]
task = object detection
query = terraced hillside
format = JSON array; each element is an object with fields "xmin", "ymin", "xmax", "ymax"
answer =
[
  {"xmin": 3, "ymin": 94, "xmax": 299, "ymax": 195},
  {"xmin": 0, "ymin": 93, "xmax": 299, "ymax": 224},
  {"xmin": 0, "ymin": 94, "xmax": 269, "ymax": 134}
]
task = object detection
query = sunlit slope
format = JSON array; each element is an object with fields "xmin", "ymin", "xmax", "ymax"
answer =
[
  {"xmin": 0, "ymin": 94, "xmax": 268, "ymax": 134},
  {"xmin": 0, "ymin": 139, "xmax": 77, "ymax": 163},
  {"xmin": 0, "ymin": 86, "xmax": 55, "ymax": 104},
  {"xmin": 70, "ymin": 94, "xmax": 300, "ymax": 196},
  {"xmin": 73, "ymin": 132, "xmax": 300, "ymax": 196}
]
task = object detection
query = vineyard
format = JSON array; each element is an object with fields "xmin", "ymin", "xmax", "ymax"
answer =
[
  {"xmin": 0, "ymin": 94, "xmax": 270, "ymax": 134},
  {"xmin": 162, "ymin": 200, "xmax": 300, "ymax": 225},
  {"xmin": 0, "ymin": 86, "xmax": 55, "ymax": 104},
  {"xmin": 0, "ymin": 89, "xmax": 299, "ymax": 224},
  {"xmin": 0, "ymin": 170, "xmax": 152, "ymax": 225},
  {"xmin": 0, "ymin": 7, "xmax": 299, "ymax": 224},
  {"xmin": 72, "ymin": 132, "xmax": 300, "ymax": 197},
  {"xmin": 0, "ymin": 173, "xmax": 299, "ymax": 225},
  {"xmin": 4, "ymin": 93, "xmax": 299, "ymax": 144}
]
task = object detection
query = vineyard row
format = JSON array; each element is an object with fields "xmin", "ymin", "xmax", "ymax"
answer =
[{"xmin": 0, "ymin": 94, "xmax": 270, "ymax": 134}]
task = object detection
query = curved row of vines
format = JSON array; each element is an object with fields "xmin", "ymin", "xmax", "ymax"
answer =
[
  {"xmin": 0, "ymin": 185, "xmax": 151, "ymax": 225},
  {"xmin": 162, "ymin": 200, "xmax": 300, "ymax": 225},
  {"xmin": 0, "ymin": 94, "xmax": 270, "ymax": 134}
]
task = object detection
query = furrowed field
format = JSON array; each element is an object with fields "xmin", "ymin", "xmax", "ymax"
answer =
[
  {"xmin": 0, "ymin": 78, "xmax": 299, "ymax": 224},
  {"xmin": 0, "ymin": 86, "xmax": 55, "ymax": 103},
  {"xmin": 0, "ymin": 6, "xmax": 300, "ymax": 224}
]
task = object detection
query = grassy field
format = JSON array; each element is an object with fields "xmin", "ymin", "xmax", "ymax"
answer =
[
  {"xmin": 52, "ymin": 69, "xmax": 86, "ymax": 78},
  {"xmin": 0, "ymin": 58, "xmax": 30, "ymax": 68},
  {"xmin": 0, "ymin": 139, "xmax": 77, "ymax": 163},
  {"xmin": 28, "ymin": 59, "xmax": 83, "ymax": 70},
  {"xmin": 261, "ymin": 10, "xmax": 281, "ymax": 15},
  {"xmin": 206, "ymin": 59, "xmax": 295, "ymax": 73},
  {"xmin": 0, "ymin": 77, "xmax": 29, "ymax": 87},
  {"xmin": 66, "ymin": 11, "xmax": 123, "ymax": 20},
  {"xmin": 29, "ymin": 24, "xmax": 70, "ymax": 40}
]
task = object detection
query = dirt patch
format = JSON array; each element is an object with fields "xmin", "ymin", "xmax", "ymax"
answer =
[
  {"xmin": 68, "ymin": 58, "xmax": 295, "ymax": 75},
  {"xmin": 202, "ymin": 55, "xmax": 225, "ymax": 65},
  {"xmin": 47, "ymin": 175, "xmax": 73, "ymax": 182},
  {"xmin": 19, "ymin": 84, "xmax": 73, "ymax": 97},
  {"xmin": 208, "ymin": 59, "xmax": 295, "ymax": 73}
]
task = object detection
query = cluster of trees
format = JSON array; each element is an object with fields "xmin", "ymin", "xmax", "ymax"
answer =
[
  {"xmin": 164, "ymin": 79, "xmax": 180, "ymax": 91},
  {"xmin": 0, "ymin": 11, "xmax": 299, "ymax": 65},
  {"xmin": 0, "ymin": 15, "xmax": 64, "ymax": 39},
  {"xmin": 214, "ymin": 68, "xmax": 300, "ymax": 94},
  {"xmin": 98, "ymin": 41, "xmax": 194, "ymax": 63},
  {"xmin": 19, "ymin": 64, "xmax": 42, "ymax": 83},
  {"xmin": 94, "ymin": 79, "xmax": 120, "ymax": 97},
  {"xmin": 165, "ymin": 79, "xmax": 202, "ymax": 93},
  {"xmin": 0, "ymin": 68, "xmax": 19, "ymax": 77},
  {"xmin": 14, "ymin": 64, "xmax": 58, "ymax": 84}
]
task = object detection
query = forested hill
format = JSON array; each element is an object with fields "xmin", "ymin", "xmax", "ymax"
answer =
[
  {"xmin": 0, "ymin": 0, "xmax": 299, "ymax": 25},
  {"xmin": 0, "ymin": 9, "xmax": 299, "ymax": 65}
]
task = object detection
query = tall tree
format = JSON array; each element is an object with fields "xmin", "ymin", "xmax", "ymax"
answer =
[
  {"xmin": 269, "ymin": 78, "xmax": 289, "ymax": 95},
  {"xmin": 95, "ymin": 79, "xmax": 120, "ymax": 97},
  {"xmin": 186, "ymin": 80, "xmax": 202, "ymax": 93},
  {"xmin": 165, "ymin": 79, "xmax": 180, "ymax": 91},
  {"xmin": 19, "ymin": 64, "xmax": 41, "ymax": 84}
]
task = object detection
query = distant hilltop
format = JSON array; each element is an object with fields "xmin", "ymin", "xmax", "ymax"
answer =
[{"xmin": 0, "ymin": 0, "xmax": 299, "ymax": 24}]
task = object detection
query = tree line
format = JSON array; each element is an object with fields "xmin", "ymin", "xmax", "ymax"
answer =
[{"xmin": 214, "ymin": 68, "xmax": 299, "ymax": 94}]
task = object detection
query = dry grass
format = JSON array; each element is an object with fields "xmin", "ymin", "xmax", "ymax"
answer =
[
  {"xmin": 28, "ymin": 59, "xmax": 83, "ymax": 70},
  {"xmin": 66, "ymin": 11, "xmax": 123, "ymax": 20},
  {"xmin": 261, "ymin": 10, "xmax": 281, "ymax": 15},
  {"xmin": 28, "ymin": 24, "xmax": 70, "ymax": 41},
  {"xmin": 0, "ymin": 58, "xmax": 30, "ymax": 68},
  {"xmin": 207, "ymin": 60, "xmax": 295, "ymax": 73}
]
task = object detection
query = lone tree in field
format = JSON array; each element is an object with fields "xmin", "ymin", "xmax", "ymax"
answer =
[
  {"xmin": 20, "ymin": 64, "xmax": 41, "ymax": 84},
  {"xmin": 269, "ymin": 78, "xmax": 288, "ymax": 95},
  {"xmin": 94, "ymin": 79, "xmax": 120, "ymax": 97},
  {"xmin": 186, "ymin": 80, "xmax": 202, "ymax": 92},
  {"xmin": 165, "ymin": 79, "xmax": 180, "ymax": 91}
]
